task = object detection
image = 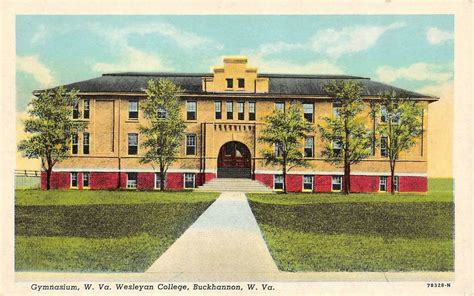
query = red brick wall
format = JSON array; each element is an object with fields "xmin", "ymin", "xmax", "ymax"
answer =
[
  {"xmin": 350, "ymin": 175, "xmax": 379, "ymax": 193},
  {"xmin": 166, "ymin": 173, "xmax": 184, "ymax": 190},
  {"xmin": 255, "ymin": 174, "xmax": 273, "ymax": 188},
  {"xmin": 286, "ymin": 175, "xmax": 302, "ymax": 192},
  {"xmin": 399, "ymin": 176, "xmax": 427, "ymax": 192},
  {"xmin": 41, "ymin": 172, "xmax": 70, "ymax": 190},
  {"xmin": 138, "ymin": 173, "xmax": 155, "ymax": 190},
  {"xmin": 90, "ymin": 172, "xmax": 120, "ymax": 189},
  {"xmin": 315, "ymin": 175, "xmax": 332, "ymax": 192}
]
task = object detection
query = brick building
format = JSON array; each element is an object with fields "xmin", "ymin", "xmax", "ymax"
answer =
[{"xmin": 40, "ymin": 56, "xmax": 437, "ymax": 192}]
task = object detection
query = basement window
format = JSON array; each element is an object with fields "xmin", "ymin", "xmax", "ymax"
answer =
[
  {"xmin": 155, "ymin": 173, "xmax": 162, "ymax": 190},
  {"xmin": 332, "ymin": 176, "xmax": 342, "ymax": 191},
  {"xmin": 70, "ymin": 172, "xmax": 78, "ymax": 188},
  {"xmin": 127, "ymin": 173, "xmax": 137, "ymax": 189},
  {"xmin": 303, "ymin": 175, "xmax": 314, "ymax": 191},
  {"xmin": 184, "ymin": 173, "xmax": 195, "ymax": 189},
  {"xmin": 274, "ymin": 175, "xmax": 284, "ymax": 190},
  {"xmin": 394, "ymin": 176, "xmax": 399, "ymax": 192},
  {"xmin": 379, "ymin": 176, "xmax": 387, "ymax": 192},
  {"xmin": 83, "ymin": 172, "xmax": 90, "ymax": 188}
]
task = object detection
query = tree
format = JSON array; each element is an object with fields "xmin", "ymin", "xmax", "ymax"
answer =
[
  {"xmin": 319, "ymin": 80, "xmax": 372, "ymax": 195},
  {"xmin": 139, "ymin": 79, "xmax": 186, "ymax": 191},
  {"xmin": 377, "ymin": 90, "xmax": 423, "ymax": 194},
  {"xmin": 18, "ymin": 87, "xmax": 87, "ymax": 190},
  {"xmin": 258, "ymin": 102, "xmax": 314, "ymax": 193}
]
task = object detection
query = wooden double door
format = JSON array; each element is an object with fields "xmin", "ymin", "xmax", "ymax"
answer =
[{"xmin": 217, "ymin": 141, "xmax": 251, "ymax": 178}]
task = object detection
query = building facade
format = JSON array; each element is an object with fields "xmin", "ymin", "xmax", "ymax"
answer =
[{"xmin": 40, "ymin": 56, "xmax": 437, "ymax": 192}]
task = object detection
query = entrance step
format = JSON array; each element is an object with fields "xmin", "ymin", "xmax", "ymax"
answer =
[{"xmin": 195, "ymin": 178, "xmax": 273, "ymax": 193}]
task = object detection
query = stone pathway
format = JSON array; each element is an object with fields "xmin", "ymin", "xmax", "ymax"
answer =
[{"xmin": 145, "ymin": 191, "xmax": 279, "ymax": 280}]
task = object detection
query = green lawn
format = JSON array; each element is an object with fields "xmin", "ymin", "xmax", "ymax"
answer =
[
  {"xmin": 15, "ymin": 190, "xmax": 218, "ymax": 272},
  {"xmin": 248, "ymin": 178, "xmax": 454, "ymax": 272}
]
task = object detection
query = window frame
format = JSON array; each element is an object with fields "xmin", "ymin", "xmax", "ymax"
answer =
[
  {"xmin": 333, "ymin": 101, "xmax": 342, "ymax": 117},
  {"xmin": 214, "ymin": 101, "xmax": 222, "ymax": 120},
  {"xmin": 381, "ymin": 136, "xmax": 388, "ymax": 157},
  {"xmin": 83, "ymin": 132, "xmax": 90, "ymax": 155},
  {"xmin": 274, "ymin": 175, "xmax": 284, "ymax": 191},
  {"xmin": 83, "ymin": 172, "xmax": 90, "ymax": 188},
  {"xmin": 186, "ymin": 100, "xmax": 197, "ymax": 120},
  {"xmin": 184, "ymin": 173, "xmax": 195, "ymax": 189},
  {"xmin": 274, "ymin": 142, "xmax": 283, "ymax": 157},
  {"xmin": 226, "ymin": 78, "xmax": 233, "ymax": 89},
  {"xmin": 186, "ymin": 134, "xmax": 196, "ymax": 156},
  {"xmin": 157, "ymin": 106, "xmax": 168, "ymax": 119},
  {"xmin": 303, "ymin": 103, "xmax": 314, "ymax": 122},
  {"xmin": 72, "ymin": 102, "xmax": 79, "ymax": 119},
  {"xmin": 237, "ymin": 78, "xmax": 245, "ymax": 88},
  {"xmin": 128, "ymin": 99, "xmax": 139, "ymax": 120},
  {"xmin": 226, "ymin": 101, "xmax": 233, "ymax": 119},
  {"xmin": 248, "ymin": 101, "xmax": 256, "ymax": 121},
  {"xmin": 379, "ymin": 176, "xmax": 387, "ymax": 192},
  {"xmin": 304, "ymin": 136, "xmax": 314, "ymax": 158},
  {"xmin": 303, "ymin": 175, "xmax": 314, "ymax": 191},
  {"xmin": 332, "ymin": 176, "xmax": 342, "ymax": 192},
  {"xmin": 237, "ymin": 101, "xmax": 244, "ymax": 120},
  {"xmin": 83, "ymin": 99, "xmax": 90, "ymax": 119},
  {"xmin": 70, "ymin": 172, "xmax": 78, "ymax": 188},
  {"xmin": 275, "ymin": 102, "xmax": 285, "ymax": 111},
  {"xmin": 394, "ymin": 176, "xmax": 399, "ymax": 192},
  {"xmin": 154, "ymin": 173, "xmax": 162, "ymax": 190},
  {"xmin": 71, "ymin": 133, "xmax": 78, "ymax": 155},
  {"xmin": 128, "ymin": 133, "xmax": 138, "ymax": 155},
  {"xmin": 127, "ymin": 172, "xmax": 137, "ymax": 189}
]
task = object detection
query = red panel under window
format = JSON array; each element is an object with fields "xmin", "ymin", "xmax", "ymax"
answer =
[
  {"xmin": 166, "ymin": 173, "xmax": 184, "ymax": 190},
  {"xmin": 286, "ymin": 175, "xmax": 302, "ymax": 192},
  {"xmin": 138, "ymin": 173, "xmax": 155, "ymax": 190},
  {"xmin": 315, "ymin": 175, "xmax": 332, "ymax": 193},
  {"xmin": 350, "ymin": 175, "xmax": 379, "ymax": 193},
  {"xmin": 399, "ymin": 176, "xmax": 427, "ymax": 192},
  {"xmin": 41, "ymin": 172, "xmax": 70, "ymax": 190},
  {"xmin": 255, "ymin": 174, "xmax": 273, "ymax": 188}
]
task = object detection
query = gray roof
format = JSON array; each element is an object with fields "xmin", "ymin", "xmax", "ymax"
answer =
[{"xmin": 38, "ymin": 72, "xmax": 436, "ymax": 100}]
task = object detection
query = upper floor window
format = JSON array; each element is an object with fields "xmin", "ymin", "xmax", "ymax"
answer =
[
  {"xmin": 186, "ymin": 134, "xmax": 196, "ymax": 155},
  {"xmin": 83, "ymin": 99, "xmax": 90, "ymax": 119},
  {"xmin": 381, "ymin": 136, "xmax": 388, "ymax": 157},
  {"xmin": 128, "ymin": 133, "xmax": 138, "ymax": 155},
  {"xmin": 275, "ymin": 102, "xmax": 285, "ymax": 111},
  {"xmin": 304, "ymin": 137, "xmax": 314, "ymax": 158},
  {"xmin": 226, "ymin": 78, "xmax": 233, "ymax": 89},
  {"xmin": 303, "ymin": 103, "xmax": 314, "ymax": 122},
  {"xmin": 249, "ymin": 102, "xmax": 256, "ymax": 121},
  {"xmin": 333, "ymin": 101, "xmax": 342, "ymax": 117},
  {"xmin": 215, "ymin": 101, "xmax": 222, "ymax": 119},
  {"xmin": 71, "ymin": 133, "xmax": 78, "ymax": 154},
  {"xmin": 127, "ymin": 172, "xmax": 137, "ymax": 189},
  {"xmin": 226, "ymin": 101, "xmax": 233, "ymax": 119},
  {"xmin": 71, "ymin": 172, "xmax": 78, "ymax": 188},
  {"xmin": 83, "ymin": 172, "xmax": 90, "ymax": 188},
  {"xmin": 238, "ymin": 78, "xmax": 245, "ymax": 88},
  {"xmin": 158, "ymin": 106, "xmax": 167, "ymax": 119},
  {"xmin": 379, "ymin": 176, "xmax": 387, "ymax": 192},
  {"xmin": 128, "ymin": 100, "xmax": 138, "ymax": 119},
  {"xmin": 83, "ymin": 132, "xmax": 90, "ymax": 155},
  {"xmin": 238, "ymin": 102, "xmax": 244, "ymax": 120},
  {"xmin": 381, "ymin": 106, "xmax": 401, "ymax": 123},
  {"xmin": 186, "ymin": 101, "xmax": 196, "ymax": 120},
  {"xmin": 72, "ymin": 102, "xmax": 79, "ymax": 119},
  {"xmin": 274, "ymin": 142, "xmax": 283, "ymax": 157}
]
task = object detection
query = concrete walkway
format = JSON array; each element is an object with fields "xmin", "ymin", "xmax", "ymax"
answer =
[{"xmin": 145, "ymin": 192, "xmax": 279, "ymax": 280}]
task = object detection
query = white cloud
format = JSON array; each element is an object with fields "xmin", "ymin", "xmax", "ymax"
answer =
[
  {"xmin": 31, "ymin": 25, "xmax": 47, "ymax": 44},
  {"xmin": 252, "ymin": 57, "xmax": 344, "ymax": 74},
  {"xmin": 376, "ymin": 63, "xmax": 452, "ymax": 83},
  {"xmin": 426, "ymin": 27, "xmax": 453, "ymax": 45},
  {"xmin": 311, "ymin": 22, "xmax": 405, "ymax": 58},
  {"xmin": 16, "ymin": 55, "xmax": 54, "ymax": 87},
  {"xmin": 93, "ymin": 47, "xmax": 173, "ymax": 73}
]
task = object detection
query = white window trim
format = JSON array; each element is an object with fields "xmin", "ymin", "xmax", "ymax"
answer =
[
  {"xmin": 82, "ymin": 172, "xmax": 90, "ymax": 189},
  {"xmin": 70, "ymin": 172, "xmax": 78, "ymax": 189},
  {"xmin": 304, "ymin": 137, "xmax": 314, "ymax": 158},
  {"xmin": 379, "ymin": 176, "xmax": 387, "ymax": 192},
  {"xmin": 186, "ymin": 134, "xmax": 197, "ymax": 156},
  {"xmin": 154, "ymin": 173, "xmax": 162, "ymax": 190},
  {"xmin": 184, "ymin": 173, "xmax": 195, "ymax": 189},
  {"xmin": 273, "ymin": 174, "xmax": 284, "ymax": 191},
  {"xmin": 302, "ymin": 175, "xmax": 314, "ymax": 192},
  {"xmin": 332, "ymin": 176, "xmax": 342, "ymax": 192},
  {"xmin": 126, "ymin": 173, "xmax": 137, "ymax": 189}
]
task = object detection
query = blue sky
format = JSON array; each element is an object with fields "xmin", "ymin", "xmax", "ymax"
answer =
[{"xmin": 16, "ymin": 15, "xmax": 454, "ymax": 111}]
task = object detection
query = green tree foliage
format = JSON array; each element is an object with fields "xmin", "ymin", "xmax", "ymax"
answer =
[
  {"xmin": 139, "ymin": 79, "xmax": 186, "ymax": 191},
  {"xmin": 377, "ymin": 91, "xmax": 423, "ymax": 194},
  {"xmin": 18, "ymin": 87, "xmax": 87, "ymax": 190},
  {"xmin": 319, "ymin": 80, "xmax": 372, "ymax": 194},
  {"xmin": 259, "ymin": 102, "xmax": 314, "ymax": 193}
]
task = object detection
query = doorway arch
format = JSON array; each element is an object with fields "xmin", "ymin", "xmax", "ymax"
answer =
[{"xmin": 217, "ymin": 141, "xmax": 251, "ymax": 178}]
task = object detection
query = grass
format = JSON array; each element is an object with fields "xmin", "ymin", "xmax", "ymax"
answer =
[
  {"xmin": 15, "ymin": 190, "xmax": 218, "ymax": 272},
  {"xmin": 248, "ymin": 178, "xmax": 454, "ymax": 272}
]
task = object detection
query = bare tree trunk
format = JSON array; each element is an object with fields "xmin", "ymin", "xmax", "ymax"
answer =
[
  {"xmin": 343, "ymin": 119, "xmax": 351, "ymax": 195},
  {"xmin": 390, "ymin": 160, "xmax": 396, "ymax": 195},
  {"xmin": 46, "ymin": 167, "xmax": 52, "ymax": 190},
  {"xmin": 160, "ymin": 162, "xmax": 165, "ymax": 191},
  {"xmin": 282, "ymin": 157, "xmax": 287, "ymax": 194}
]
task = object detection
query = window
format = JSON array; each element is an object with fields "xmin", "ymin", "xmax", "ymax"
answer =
[
  {"xmin": 249, "ymin": 102, "xmax": 256, "ymax": 121},
  {"xmin": 127, "ymin": 173, "xmax": 137, "ymax": 189},
  {"xmin": 274, "ymin": 175, "xmax": 284, "ymax": 190},
  {"xmin": 83, "ymin": 132, "xmax": 90, "ymax": 155},
  {"xmin": 275, "ymin": 102, "xmax": 285, "ymax": 111},
  {"xmin": 226, "ymin": 101, "xmax": 233, "ymax": 119},
  {"xmin": 73, "ymin": 102, "xmax": 79, "ymax": 119},
  {"xmin": 379, "ymin": 176, "xmax": 387, "ymax": 192},
  {"xmin": 83, "ymin": 172, "xmax": 90, "ymax": 188},
  {"xmin": 184, "ymin": 173, "xmax": 195, "ymax": 188},
  {"xmin": 303, "ymin": 175, "xmax": 314, "ymax": 191},
  {"xmin": 332, "ymin": 140, "xmax": 342, "ymax": 155},
  {"xmin": 238, "ymin": 102, "xmax": 244, "ymax": 120},
  {"xmin": 155, "ymin": 173, "xmax": 162, "ymax": 190},
  {"xmin": 303, "ymin": 103, "xmax": 314, "ymax": 122},
  {"xmin": 394, "ymin": 176, "xmax": 399, "ymax": 192},
  {"xmin": 381, "ymin": 106, "xmax": 388, "ymax": 123},
  {"xmin": 381, "ymin": 136, "xmax": 388, "ymax": 157},
  {"xmin": 304, "ymin": 137, "xmax": 314, "ymax": 158},
  {"xmin": 158, "ymin": 106, "xmax": 167, "ymax": 119},
  {"xmin": 186, "ymin": 101, "xmax": 196, "ymax": 120},
  {"xmin": 332, "ymin": 176, "xmax": 342, "ymax": 191},
  {"xmin": 186, "ymin": 134, "xmax": 196, "ymax": 155},
  {"xmin": 72, "ymin": 133, "xmax": 78, "ymax": 154},
  {"xmin": 128, "ymin": 100, "xmax": 138, "ymax": 119},
  {"xmin": 238, "ymin": 78, "xmax": 245, "ymax": 88},
  {"xmin": 226, "ymin": 78, "xmax": 233, "ymax": 89},
  {"xmin": 215, "ymin": 101, "xmax": 222, "ymax": 119},
  {"xmin": 128, "ymin": 133, "xmax": 138, "ymax": 155},
  {"xmin": 274, "ymin": 142, "xmax": 283, "ymax": 157},
  {"xmin": 333, "ymin": 101, "xmax": 342, "ymax": 117},
  {"xmin": 71, "ymin": 172, "xmax": 78, "ymax": 188},
  {"xmin": 83, "ymin": 99, "xmax": 90, "ymax": 119}
]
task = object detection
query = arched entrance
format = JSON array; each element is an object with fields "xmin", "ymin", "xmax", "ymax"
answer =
[{"xmin": 217, "ymin": 141, "xmax": 251, "ymax": 178}]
